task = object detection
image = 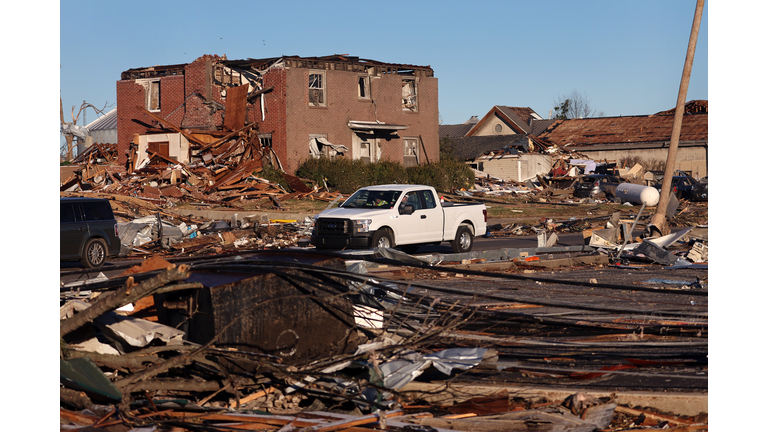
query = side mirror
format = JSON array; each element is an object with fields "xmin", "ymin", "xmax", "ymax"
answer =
[{"xmin": 399, "ymin": 204, "xmax": 415, "ymax": 215}]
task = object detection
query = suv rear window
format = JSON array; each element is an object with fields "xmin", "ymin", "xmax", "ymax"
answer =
[
  {"xmin": 81, "ymin": 201, "xmax": 113, "ymax": 221},
  {"xmin": 61, "ymin": 203, "xmax": 77, "ymax": 223}
]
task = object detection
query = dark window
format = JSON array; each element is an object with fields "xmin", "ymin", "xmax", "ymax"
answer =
[
  {"xmin": 82, "ymin": 201, "xmax": 112, "ymax": 221},
  {"xmin": 259, "ymin": 134, "xmax": 272, "ymax": 148},
  {"xmin": 358, "ymin": 76, "xmax": 369, "ymax": 98},
  {"xmin": 61, "ymin": 203, "xmax": 77, "ymax": 223},
  {"xmin": 403, "ymin": 192, "xmax": 422, "ymax": 210},
  {"xmin": 418, "ymin": 190, "xmax": 437, "ymax": 209}
]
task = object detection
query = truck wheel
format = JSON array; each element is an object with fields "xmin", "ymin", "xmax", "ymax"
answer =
[
  {"xmin": 451, "ymin": 226, "xmax": 473, "ymax": 253},
  {"xmin": 81, "ymin": 238, "xmax": 107, "ymax": 268},
  {"xmin": 372, "ymin": 229, "xmax": 394, "ymax": 249}
]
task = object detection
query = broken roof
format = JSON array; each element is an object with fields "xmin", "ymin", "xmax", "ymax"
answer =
[
  {"xmin": 449, "ymin": 134, "xmax": 529, "ymax": 160},
  {"xmin": 654, "ymin": 99, "xmax": 708, "ymax": 116},
  {"xmin": 122, "ymin": 54, "xmax": 434, "ymax": 79},
  {"xmin": 536, "ymin": 110, "xmax": 708, "ymax": 147}
]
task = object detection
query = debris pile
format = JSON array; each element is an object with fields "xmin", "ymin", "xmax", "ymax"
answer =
[
  {"xmin": 60, "ymin": 250, "xmax": 707, "ymax": 430},
  {"xmin": 61, "ymin": 107, "xmax": 343, "ymax": 210}
]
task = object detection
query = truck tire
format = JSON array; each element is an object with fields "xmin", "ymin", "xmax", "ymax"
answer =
[
  {"xmin": 451, "ymin": 226, "xmax": 473, "ymax": 253},
  {"xmin": 372, "ymin": 229, "xmax": 394, "ymax": 249},
  {"xmin": 81, "ymin": 238, "xmax": 107, "ymax": 268}
]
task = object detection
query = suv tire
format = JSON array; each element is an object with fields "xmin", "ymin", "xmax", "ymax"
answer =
[{"xmin": 82, "ymin": 238, "xmax": 107, "ymax": 268}]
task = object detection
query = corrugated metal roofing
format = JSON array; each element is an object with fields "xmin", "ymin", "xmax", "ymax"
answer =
[
  {"xmin": 536, "ymin": 113, "xmax": 708, "ymax": 147},
  {"xmin": 85, "ymin": 108, "xmax": 117, "ymax": 131}
]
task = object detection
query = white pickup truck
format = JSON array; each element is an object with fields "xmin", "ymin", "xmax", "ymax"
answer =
[{"xmin": 310, "ymin": 184, "xmax": 487, "ymax": 253}]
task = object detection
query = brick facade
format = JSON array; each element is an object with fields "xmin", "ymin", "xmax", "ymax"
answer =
[{"xmin": 116, "ymin": 55, "xmax": 439, "ymax": 174}]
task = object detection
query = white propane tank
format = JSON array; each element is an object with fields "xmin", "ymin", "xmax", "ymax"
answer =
[{"xmin": 615, "ymin": 183, "xmax": 660, "ymax": 206}]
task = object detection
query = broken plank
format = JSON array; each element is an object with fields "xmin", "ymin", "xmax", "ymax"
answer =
[
  {"xmin": 60, "ymin": 407, "xmax": 100, "ymax": 426},
  {"xmin": 228, "ymin": 387, "xmax": 276, "ymax": 408},
  {"xmin": 199, "ymin": 122, "xmax": 257, "ymax": 152}
]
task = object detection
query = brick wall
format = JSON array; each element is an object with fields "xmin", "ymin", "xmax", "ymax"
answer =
[
  {"xmin": 283, "ymin": 68, "xmax": 439, "ymax": 173},
  {"xmin": 254, "ymin": 68, "xmax": 288, "ymax": 169},
  {"xmin": 116, "ymin": 55, "xmax": 439, "ymax": 174},
  {"xmin": 116, "ymin": 75, "xmax": 186, "ymax": 166}
]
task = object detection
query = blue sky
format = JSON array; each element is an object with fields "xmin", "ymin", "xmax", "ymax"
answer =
[
  {"xmin": 7, "ymin": 2, "xmax": 767, "ymax": 428},
  {"xmin": 59, "ymin": 0, "xmax": 707, "ymax": 129}
]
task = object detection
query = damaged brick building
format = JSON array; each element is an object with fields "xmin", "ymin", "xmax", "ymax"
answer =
[{"xmin": 116, "ymin": 54, "xmax": 439, "ymax": 174}]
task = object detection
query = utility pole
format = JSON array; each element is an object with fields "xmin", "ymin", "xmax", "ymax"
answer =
[{"xmin": 649, "ymin": 0, "xmax": 705, "ymax": 235}]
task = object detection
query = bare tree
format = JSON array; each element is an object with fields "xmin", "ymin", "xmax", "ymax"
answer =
[
  {"xmin": 552, "ymin": 90, "xmax": 604, "ymax": 119},
  {"xmin": 60, "ymin": 97, "xmax": 113, "ymax": 161}
]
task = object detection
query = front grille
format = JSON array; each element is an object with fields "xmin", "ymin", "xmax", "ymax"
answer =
[{"xmin": 316, "ymin": 218, "xmax": 349, "ymax": 236}]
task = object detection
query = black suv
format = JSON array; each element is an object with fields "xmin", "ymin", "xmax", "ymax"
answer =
[
  {"xmin": 61, "ymin": 198, "xmax": 122, "ymax": 268},
  {"xmin": 653, "ymin": 174, "xmax": 707, "ymax": 202}
]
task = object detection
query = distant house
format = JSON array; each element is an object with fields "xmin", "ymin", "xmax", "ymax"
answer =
[
  {"xmin": 116, "ymin": 54, "xmax": 440, "ymax": 174},
  {"xmin": 439, "ymin": 107, "xmax": 556, "ymax": 182},
  {"xmin": 536, "ymin": 100, "xmax": 708, "ymax": 178},
  {"xmin": 466, "ymin": 106, "xmax": 554, "ymax": 137},
  {"xmin": 445, "ymin": 134, "xmax": 553, "ymax": 182}
]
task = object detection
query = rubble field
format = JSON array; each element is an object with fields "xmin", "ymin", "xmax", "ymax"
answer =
[{"xmin": 60, "ymin": 150, "xmax": 708, "ymax": 430}]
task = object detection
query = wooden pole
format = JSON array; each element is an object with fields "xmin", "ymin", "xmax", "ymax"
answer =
[{"xmin": 649, "ymin": 0, "xmax": 705, "ymax": 234}]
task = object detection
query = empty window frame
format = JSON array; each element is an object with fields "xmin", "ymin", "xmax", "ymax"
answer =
[
  {"xmin": 358, "ymin": 75, "xmax": 370, "ymax": 99},
  {"xmin": 214, "ymin": 64, "xmax": 242, "ymax": 86},
  {"xmin": 308, "ymin": 71, "xmax": 326, "ymax": 107},
  {"xmin": 403, "ymin": 138, "xmax": 419, "ymax": 168},
  {"xmin": 258, "ymin": 133, "xmax": 272, "ymax": 148},
  {"xmin": 147, "ymin": 80, "xmax": 161, "ymax": 111},
  {"xmin": 401, "ymin": 78, "xmax": 418, "ymax": 111}
]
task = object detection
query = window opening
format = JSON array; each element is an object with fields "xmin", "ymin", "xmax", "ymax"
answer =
[
  {"xmin": 358, "ymin": 76, "xmax": 370, "ymax": 99},
  {"xmin": 403, "ymin": 138, "xmax": 419, "ymax": 167},
  {"xmin": 259, "ymin": 134, "xmax": 272, "ymax": 148},
  {"xmin": 148, "ymin": 80, "xmax": 161, "ymax": 111},
  {"xmin": 309, "ymin": 71, "xmax": 325, "ymax": 106},
  {"xmin": 402, "ymin": 78, "xmax": 418, "ymax": 111}
]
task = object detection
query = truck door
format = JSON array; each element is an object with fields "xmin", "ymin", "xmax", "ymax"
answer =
[
  {"xmin": 396, "ymin": 190, "xmax": 444, "ymax": 245},
  {"xmin": 395, "ymin": 191, "xmax": 423, "ymax": 245},
  {"xmin": 417, "ymin": 190, "xmax": 444, "ymax": 241}
]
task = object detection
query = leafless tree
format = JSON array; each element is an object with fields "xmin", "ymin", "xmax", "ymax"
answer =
[
  {"xmin": 60, "ymin": 97, "xmax": 113, "ymax": 161},
  {"xmin": 552, "ymin": 90, "xmax": 604, "ymax": 119}
]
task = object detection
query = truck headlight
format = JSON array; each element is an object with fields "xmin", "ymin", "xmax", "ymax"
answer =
[{"xmin": 353, "ymin": 219, "xmax": 372, "ymax": 233}]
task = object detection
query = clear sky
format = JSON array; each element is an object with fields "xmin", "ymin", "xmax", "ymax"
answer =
[{"xmin": 59, "ymin": 0, "xmax": 708, "ymax": 129}]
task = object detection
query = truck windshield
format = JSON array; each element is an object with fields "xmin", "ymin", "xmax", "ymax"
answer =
[{"xmin": 341, "ymin": 190, "xmax": 402, "ymax": 209}]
